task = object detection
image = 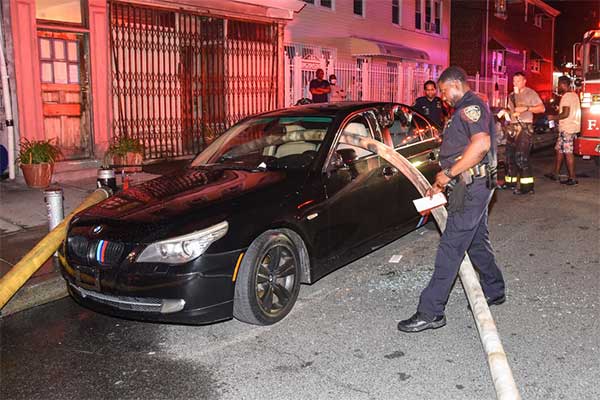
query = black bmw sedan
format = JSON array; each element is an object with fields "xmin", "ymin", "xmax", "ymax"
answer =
[{"xmin": 59, "ymin": 102, "xmax": 441, "ymax": 325}]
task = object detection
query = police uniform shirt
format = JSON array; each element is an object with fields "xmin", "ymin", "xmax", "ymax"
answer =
[
  {"xmin": 439, "ymin": 91, "xmax": 496, "ymax": 170},
  {"xmin": 413, "ymin": 96, "xmax": 444, "ymax": 128}
]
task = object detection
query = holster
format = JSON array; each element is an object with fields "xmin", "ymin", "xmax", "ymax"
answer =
[
  {"xmin": 447, "ymin": 179, "xmax": 467, "ymax": 214},
  {"xmin": 485, "ymin": 165, "xmax": 498, "ymax": 189}
]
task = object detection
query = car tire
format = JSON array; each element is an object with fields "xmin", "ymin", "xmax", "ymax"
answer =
[{"xmin": 233, "ymin": 230, "xmax": 302, "ymax": 325}]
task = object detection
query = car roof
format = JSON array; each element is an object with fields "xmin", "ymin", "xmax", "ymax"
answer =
[{"xmin": 255, "ymin": 102, "xmax": 406, "ymax": 119}]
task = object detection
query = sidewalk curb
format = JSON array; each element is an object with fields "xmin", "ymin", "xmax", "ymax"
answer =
[{"xmin": 1, "ymin": 273, "xmax": 68, "ymax": 317}]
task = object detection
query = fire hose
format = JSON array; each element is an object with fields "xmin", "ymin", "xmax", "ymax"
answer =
[
  {"xmin": 0, "ymin": 188, "xmax": 110, "ymax": 310},
  {"xmin": 366, "ymin": 139, "xmax": 521, "ymax": 400}
]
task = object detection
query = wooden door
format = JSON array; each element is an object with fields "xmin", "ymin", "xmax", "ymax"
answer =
[{"xmin": 38, "ymin": 31, "xmax": 91, "ymax": 160}]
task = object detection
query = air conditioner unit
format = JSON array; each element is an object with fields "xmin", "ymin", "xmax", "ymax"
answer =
[{"xmin": 425, "ymin": 22, "xmax": 437, "ymax": 33}]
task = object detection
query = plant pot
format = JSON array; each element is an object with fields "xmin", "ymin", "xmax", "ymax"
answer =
[
  {"xmin": 20, "ymin": 163, "xmax": 54, "ymax": 188},
  {"xmin": 112, "ymin": 152, "xmax": 143, "ymax": 173}
]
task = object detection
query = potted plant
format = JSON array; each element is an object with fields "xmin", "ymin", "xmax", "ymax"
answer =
[
  {"xmin": 17, "ymin": 138, "xmax": 62, "ymax": 188},
  {"xmin": 106, "ymin": 136, "xmax": 144, "ymax": 173}
]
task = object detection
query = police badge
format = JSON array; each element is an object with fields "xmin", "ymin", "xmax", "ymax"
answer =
[{"xmin": 464, "ymin": 105, "xmax": 481, "ymax": 122}]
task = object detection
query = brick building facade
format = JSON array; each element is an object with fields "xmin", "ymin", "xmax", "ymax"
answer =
[{"xmin": 451, "ymin": 0, "xmax": 559, "ymax": 101}]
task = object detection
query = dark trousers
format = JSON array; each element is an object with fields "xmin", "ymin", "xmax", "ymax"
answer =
[
  {"xmin": 504, "ymin": 123, "xmax": 534, "ymax": 192},
  {"xmin": 418, "ymin": 181, "xmax": 505, "ymax": 317}
]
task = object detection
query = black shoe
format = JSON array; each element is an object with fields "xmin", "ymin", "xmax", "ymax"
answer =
[
  {"xmin": 467, "ymin": 294, "xmax": 506, "ymax": 311},
  {"xmin": 513, "ymin": 189, "xmax": 534, "ymax": 195},
  {"xmin": 397, "ymin": 312, "xmax": 446, "ymax": 333},
  {"xmin": 499, "ymin": 183, "xmax": 515, "ymax": 190},
  {"xmin": 560, "ymin": 178, "xmax": 578, "ymax": 186}
]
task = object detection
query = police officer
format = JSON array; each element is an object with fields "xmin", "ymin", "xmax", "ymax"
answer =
[
  {"xmin": 413, "ymin": 80, "xmax": 447, "ymax": 129},
  {"xmin": 398, "ymin": 66, "xmax": 506, "ymax": 333},
  {"xmin": 503, "ymin": 72, "xmax": 545, "ymax": 194}
]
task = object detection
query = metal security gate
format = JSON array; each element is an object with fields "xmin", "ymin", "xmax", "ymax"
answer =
[{"xmin": 110, "ymin": 2, "xmax": 280, "ymax": 159}]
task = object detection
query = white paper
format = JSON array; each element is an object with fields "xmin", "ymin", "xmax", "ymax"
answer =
[
  {"xmin": 412, "ymin": 192, "xmax": 447, "ymax": 213},
  {"xmin": 389, "ymin": 255, "xmax": 403, "ymax": 263}
]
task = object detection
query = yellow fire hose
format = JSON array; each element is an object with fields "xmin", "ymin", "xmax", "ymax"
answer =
[
  {"xmin": 364, "ymin": 139, "xmax": 521, "ymax": 400},
  {"xmin": 0, "ymin": 188, "xmax": 110, "ymax": 310}
]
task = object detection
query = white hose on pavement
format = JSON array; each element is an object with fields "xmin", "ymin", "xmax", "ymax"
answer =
[{"xmin": 363, "ymin": 138, "xmax": 521, "ymax": 400}]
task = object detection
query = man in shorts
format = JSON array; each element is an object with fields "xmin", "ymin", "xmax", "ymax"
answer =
[{"xmin": 544, "ymin": 76, "xmax": 581, "ymax": 185}]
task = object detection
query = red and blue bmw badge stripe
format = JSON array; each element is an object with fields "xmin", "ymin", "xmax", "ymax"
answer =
[{"xmin": 96, "ymin": 240, "xmax": 108, "ymax": 263}]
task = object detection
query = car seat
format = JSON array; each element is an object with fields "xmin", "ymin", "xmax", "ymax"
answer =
[
  {"xmin": 275, "ymin": 141, "xmax": 317, "ymax": 158},
  {"xmin": 343, "ymin": 122, "xmax": 369, "ymax": 137}
]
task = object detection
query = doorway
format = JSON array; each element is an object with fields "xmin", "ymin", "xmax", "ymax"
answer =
[{"xmin": 38, "ymin": 30, "xmax": 92, "ymax": 160}]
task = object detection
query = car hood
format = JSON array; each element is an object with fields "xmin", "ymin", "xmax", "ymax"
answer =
[{"xmin": 75, "ymin": 166, "xmax": 295, "ymax": 227}]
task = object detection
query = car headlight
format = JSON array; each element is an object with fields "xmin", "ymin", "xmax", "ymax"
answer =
[{"xmin": 136, "ymin": 221, "xmax": 229, "ymax": 264}]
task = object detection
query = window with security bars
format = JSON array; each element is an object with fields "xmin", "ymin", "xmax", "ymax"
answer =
[{"xmin": 110, "ymin": 2, "xmax": 279, "ymax": 160}]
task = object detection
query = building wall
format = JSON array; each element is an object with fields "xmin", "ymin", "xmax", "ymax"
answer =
[
  {"xmin": 489, "ymin": 1, "xmax": 555, "ymax": 97},
  {"xmin": 451, "ymin": 0, "xmax": 557, "ymax": 99},
  {"xmin": 1, "ymin": 0, "xmax": 20, "ymax": 157},
  {"xmin": 449, "ymin": 1, "xmax": 484, "ymax": 75},
  {"xmin": 285, "ymin": 0, "xmax": 451, "ymax": 67}
]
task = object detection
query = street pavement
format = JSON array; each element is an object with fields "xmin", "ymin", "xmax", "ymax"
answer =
[{"xmin": 1, "ymin": 149, "xmax": 599, "ymax": 400}]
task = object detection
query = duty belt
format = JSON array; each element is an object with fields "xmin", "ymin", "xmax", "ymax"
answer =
[{"xmin": 468, "ymin": 163, "xmax": 493, "ymax": 178}]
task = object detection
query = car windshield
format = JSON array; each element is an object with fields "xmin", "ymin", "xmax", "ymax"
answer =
[{"xmin": 191, "ymin": 116, "xmax": 333, "ymax": 170}]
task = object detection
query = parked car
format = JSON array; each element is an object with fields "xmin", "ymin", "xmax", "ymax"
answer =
[{"xmin": 59, "ymin": 102, "xmax": 441, "ymax": 326}]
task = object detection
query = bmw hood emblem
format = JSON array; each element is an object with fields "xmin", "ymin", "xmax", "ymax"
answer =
[{"xmin": 92, "ymin": 225, "xmax": 104, "ymax": 235}]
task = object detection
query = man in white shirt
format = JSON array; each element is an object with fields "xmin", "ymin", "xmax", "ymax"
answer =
[
  {"xmin": 544, "ymin": 76, "xmax": 581, "ymax": 185},
  {"xmin": 328, "ymin": 74, "xmax": 347, "ymax": 102}
]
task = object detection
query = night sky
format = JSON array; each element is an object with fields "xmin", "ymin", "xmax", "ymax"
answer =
[{"xmin": 546, "ymin": 0, "xmax": 600, "ymax": 67}]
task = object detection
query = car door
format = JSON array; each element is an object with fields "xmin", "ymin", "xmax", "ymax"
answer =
[
  {"xmin": 383, "ymin": 105, "xmax": 441, "ymax": 233},
  {"xmin": 310, "ymin": 111, "xmax": 398, "ymax": 274}
]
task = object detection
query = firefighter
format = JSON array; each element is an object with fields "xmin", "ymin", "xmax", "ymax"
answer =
[
  {"xmin": 397, "ymin": 66, "xmax": 505, "ymax": 333},
  {"xmin": 503, "ymin": 72, "xmax": 545, "ymax": 194}
]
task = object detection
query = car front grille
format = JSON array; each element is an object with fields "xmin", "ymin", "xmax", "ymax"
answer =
[
  {"xmin": 67, "ymin": 236, "xmax": 127, "ymax": 267},
  {"xmin": 69, "ymin": 235, "xmax": 88, "ymax": 259}
]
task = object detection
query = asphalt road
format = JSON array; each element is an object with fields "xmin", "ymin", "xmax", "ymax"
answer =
[{"xmin": 1, "ymin": 149, "xmax": 599, "ymax": 400}]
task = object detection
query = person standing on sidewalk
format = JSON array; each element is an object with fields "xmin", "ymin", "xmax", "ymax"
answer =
[
  {"xmin": 503, "ymin": 72, "xmax": 545, "ymax": 195},
  {"xmin": 413, "ymin": 80, "xmax": 447, "ymax": 130},
  {"xmin": 328, "ymin": 74, "xmax": 347, "ymax": 102},
  {"xmin": 544, "ymin": 76, "xmax": 581, "ymax": 185},
  {"xmin": 397, "ymin": 66, "xmax": 505, "ymax": 333},
  {"xmin": 309, "ymin": 69, "xmax": 331, "ymax": 103}
]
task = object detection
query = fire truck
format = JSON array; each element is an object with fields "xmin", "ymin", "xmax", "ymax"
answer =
[{"xmin": 574, "ymin": 30, "xmax": 600, "ymax": 165}]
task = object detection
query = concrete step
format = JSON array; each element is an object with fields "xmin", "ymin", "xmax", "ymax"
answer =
[{"xmin": 53, "ymin": 159, "xmax": 102, "ymax": 183}]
